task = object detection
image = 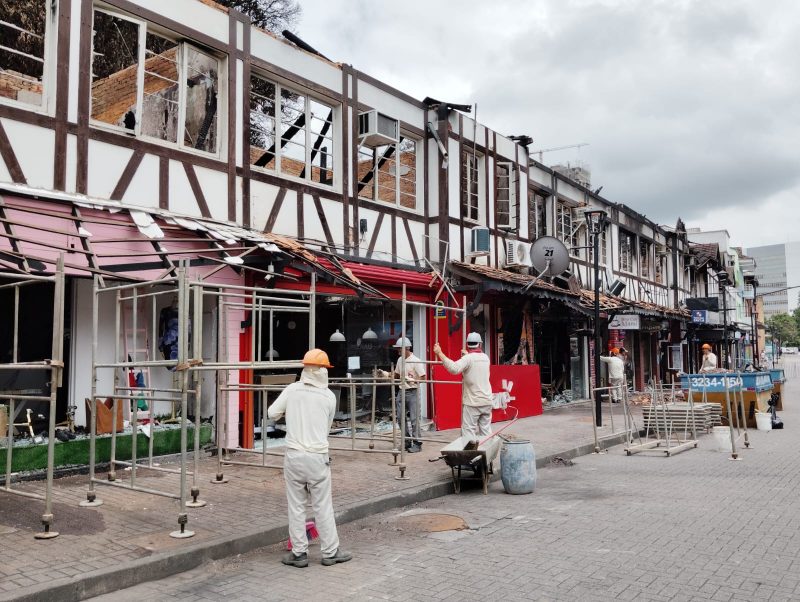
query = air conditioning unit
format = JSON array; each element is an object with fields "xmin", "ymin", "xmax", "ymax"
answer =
[
  {"xmin": 358, "ymin": 110, "xmax": 398, "ymax": 147},
  {"xmin": 504, "ymin": 240, "xmax": 532, "ymax": 269},
  {"xmin": 470, "ymin": 227, "xmax": 490, "ymax": 256}
]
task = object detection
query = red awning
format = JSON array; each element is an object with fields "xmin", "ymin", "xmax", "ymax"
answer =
[{"xmin": 333, "ymin": 260, "xmax": 437, "ymax": 290}]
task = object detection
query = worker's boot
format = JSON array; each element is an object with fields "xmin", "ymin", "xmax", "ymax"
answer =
[
  {"xmin": 321, "ymin": 548, "xmax": 352, "ymax": 566},
  {"xmin": 281, "ymin": 551, "xmax": 308, "ymax": 568}
]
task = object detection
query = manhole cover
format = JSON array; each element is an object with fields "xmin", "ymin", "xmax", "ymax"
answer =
[{"xmin": 393, "ymin": 513, "xmax": 467, "ymax": 533}]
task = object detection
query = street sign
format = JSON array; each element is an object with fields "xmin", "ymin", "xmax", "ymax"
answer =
[
  {"xmin": 691, "ymin": 310, "xmax": 707, "ymax": 324},
  {"xmin": 608, "ymin": 314, "xmax": 640, "ymax": 330},
  {"xmin": 435, "ymin": 300, "xmax": 446, "ymax": 319}
]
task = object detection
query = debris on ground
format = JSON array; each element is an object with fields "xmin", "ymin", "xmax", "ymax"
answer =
[{"xmin": 550, "ymin": 456, "xmax": 574, "ymax": 467}]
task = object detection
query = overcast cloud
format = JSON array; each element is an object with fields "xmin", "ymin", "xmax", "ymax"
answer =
[{"xmin": 296, "ymin": 0, "xmax": 800, "ymax": 249}]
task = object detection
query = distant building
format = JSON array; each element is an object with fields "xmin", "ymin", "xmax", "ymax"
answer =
[
  {"xmin": 746, "ymin": 242, "xmax": 800, "ymax": 317},
  {"xmin": 551, "ymin": 163, "xmax": 591, "ymax": 189}
]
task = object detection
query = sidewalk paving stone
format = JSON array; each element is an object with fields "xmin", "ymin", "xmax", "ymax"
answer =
[{"xmin": 0, "ymin": 400, "xmax": 638, "ymax": 601}]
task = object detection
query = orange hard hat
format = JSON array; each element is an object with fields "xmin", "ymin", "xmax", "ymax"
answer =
[
  {"xmin": 302, "ymin": 348, "xmax": 333, "ymax": 368},
  {"xmin": 702, "ymin": 343, "xmax": 712, "ymax": 350},
  {"xmin": 611, "ymin": 347, "xmax": 620, "ymax": 354}
]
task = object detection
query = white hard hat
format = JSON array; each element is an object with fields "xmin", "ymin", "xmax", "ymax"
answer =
[
  {"xmin": 393, "ymin": 336, "xmax": 412, "ymax": 348},
  {"xmin": 466, "ymin": 332, "xmax": 483, "ymax": 347}
]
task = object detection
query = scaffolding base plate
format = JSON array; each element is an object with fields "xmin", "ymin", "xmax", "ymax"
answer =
[
  {"xmin": 34, "ymin": 531, "xmax": 59, "ymax": 540},
  {"xmin": 79, "ymin": 499, "xmax": 104, "ymax": 508},
  {"xmin": 169, "ymin": 529, "xmax": 195, "ymax": 539},
  {"xmin": 185, "ymin": 500, "xmax": 207, "ymax": 508}
]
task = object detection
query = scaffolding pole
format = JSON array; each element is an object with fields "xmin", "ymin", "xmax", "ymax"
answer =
[{"xmin": 1, "ymin": 256, "xmax": 65, "ymax": 539}]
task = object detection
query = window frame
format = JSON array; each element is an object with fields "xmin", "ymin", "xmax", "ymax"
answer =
[
  {"xmin": 618, "ymin": 229, "xmax": 636, "ymax": 274},
  {"xmin": 556, "ymin": 200, "xmax": 579, "ymax": 256},
  {"xmin": 460, "ymin": 149, "xmax": 482, "ymax": 223},
  {"xmin": 0, "ymin": 0, "xmax": 56, "ymax": 114},
  {"xmin": 495, "ymin": 160, "xmax": 518, "ymax": 230},
  {"xmin": 530, "ymin": 191, "xmax": 547, "ymax": 240},
  {"xmin": 588, "ymin": 228, "xmax": 608, "ymax": 266},
  {"xmin": 639, "ymin": 239, "xmax": 652, "ymax": 280},
  {"xmin": 249, "ymin": 71, "xmax": 339, "ymax": 190},
  {"xmin": 89, "ymin": 7, "xmax": 225, "ymax": 158},
  {"xmin": 355, "ymin": 130, "xmax": 421, "ymax": 212}
]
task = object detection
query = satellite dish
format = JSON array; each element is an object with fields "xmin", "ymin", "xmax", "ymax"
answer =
[{"xmin": 530, "ymin": 236, "xmax": 570, "ymax": 276}]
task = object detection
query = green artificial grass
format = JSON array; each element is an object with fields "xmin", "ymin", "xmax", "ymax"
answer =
[{"xmin": 1, "ymin": 425, "xmax": 212, "ymax": 473}]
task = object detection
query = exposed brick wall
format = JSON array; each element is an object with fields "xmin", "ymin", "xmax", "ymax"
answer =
[
  {"xmin": 0, "ymin": 70, "xmax": 43, "ymax": 103},
  {"xmin": 91, "ymin": 49, "xmax": 179, "ymax": 125}
]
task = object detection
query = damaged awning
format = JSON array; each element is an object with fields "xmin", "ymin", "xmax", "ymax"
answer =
[
  {"xmin": 0, "ymin": 183, "xmax": 382, "ymax": 297},
  {"xmin": 450, "ymin": 261, "xmax": 688, "ymax": 321}
]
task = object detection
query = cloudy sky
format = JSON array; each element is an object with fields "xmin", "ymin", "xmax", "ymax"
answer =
[{"xmin": 296, "ymin": 0, "xmax": 799, "ymax": 250}]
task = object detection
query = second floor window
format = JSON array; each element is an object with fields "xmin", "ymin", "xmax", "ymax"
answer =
[
  {"xmin": 91, "ymin": 10, "xmax": 221, "ymax": 155},
  {"xmin": 249, "ymin": 74, "xmax": 336, "ymax": 186},
  {"xmin": 530, "ymin": 192, "xmax": 546, "ymax": 239},
  {"xmin": 556, "ymin": 201, "xmax": 578, "ymax": 255},
  {"xmin": 496, "ymin": 162, "xmax": 517, "ymax": 229},
  {"xmin": 640, "ymin": 240, "xmax": 652, "ymax": 279},
  {"xmin": 0, "ymin": 0, "xmax": 48, "ymax": 109},
  {"xmin": 619, "ymin": 230, "xmax": 635, "ymax": 273},
  {"xmin": 357, "ymin": 135, "xmax": 417, "ymax": 209},
  {"xmin": 460, "ymin": 150, "xmax": 479, "ymax": 221},
  {"xmin": 588, "ymin": 229, "xmax": 608, "ymax": 265},
  {"xmin": 655, "ymin": 254, "xmax": 666, "ymax": 284}
]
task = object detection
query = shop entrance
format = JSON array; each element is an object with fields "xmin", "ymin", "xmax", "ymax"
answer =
[{"xmin": 0, "ymin": 278, "xmax": 72, "ymax": 431}]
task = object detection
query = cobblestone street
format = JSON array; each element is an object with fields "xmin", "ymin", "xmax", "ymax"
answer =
[{"xmin": 92, "ymin": 373, "xmax": 800, "ymax": 602}]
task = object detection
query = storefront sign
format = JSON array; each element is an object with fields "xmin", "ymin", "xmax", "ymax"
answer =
[
  {"xmin": 435, "ymin": 300, "xmax": 446, "ymax": 319},
  {"xmin": 691, "ymin": 310, "xmax": 707, "ymax": 324},
  {"xmin": 608, "ymin": 314, "xmax": 640, "ymax": 330}
]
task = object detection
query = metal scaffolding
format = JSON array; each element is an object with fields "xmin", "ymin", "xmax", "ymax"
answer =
[
  {"xmin": 209, "ymin": 282, "xmax": 468, "ymax": 482},
  {"xmin": 207, "ymin": 275, "xmax": 315, "ymax": 484},
  {"xmin": 80, "ymin": 264, "xmax": 205, "ymax": 538},
  {"xmin": 1, "ymin": 256, "xmax": 65, "ymax": 539}
]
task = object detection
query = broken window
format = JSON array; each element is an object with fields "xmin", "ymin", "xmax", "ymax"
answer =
[
  {"xmin": 496, "ymin": 162, "xmax": 518, "ymax": 229},
  {"xmin": 460, "ymin": 150, "xmax": 479, "ymax": 221},
  {"xmin": 556, "ymin": 201, "xmax": 578, "ymax": 255},
  {"xmin": 530, "ymin": 192, "xmax": 546, "ymax": 239},
  {"xmin": 249, "ymin": 74, "xmax": 336, "ymax": 185},
  {"xmin": 183, "ymin": 46, "xmax": 218, "ymax": 152},
  {"xmin": 655, "ymin": 254, "xmax": 665, "ymax": 284},
  {"xmin": 619, "ymin": 229, "xmax": 635, "ymax": 273},
  {"xmin": 91, "ymin": 9, "xmax": 221, "ymax": 154},
  {"xmin": 91, "ymin": 12, "xmax": 139, "ymax": 129},
  {"xmin": 398, "ymin": 137, "xmax": 417, "ymax": 209},
  {"xmin": 357, "ymin": 135, "xmax": 418, "ymax": 209},
  {"xmin": 639, "ymin": 239, "xmax": 651, "ymax": 279},
  {"xmin": 588, "ymin": 229, "xmax": 607, "ymax": 265},
  {"xmin": 0, "ymin": 0, "xmax": 48, "ymax": 107}
]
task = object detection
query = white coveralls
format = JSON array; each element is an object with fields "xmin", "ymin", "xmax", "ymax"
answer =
[
  {"xmin": 700, "ymin": 352, "xmax": 718, "ymax": 373},
  {"xmin": 600, "ymin": 355, "xmax": 625, "ymax": 402},
  {"xmin": 268, "ymin": 367, "xmax": 339, "ymax": 558},
  {"xmin": 441, "ymin": 350, "xmax": 493, "ymax": 441}
]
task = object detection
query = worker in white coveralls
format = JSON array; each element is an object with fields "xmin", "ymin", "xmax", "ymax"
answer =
[
  {"xmin": 700, "ymin": 343, "xmax": 718, "ymax": 373},
  {"xmin": 433, "ymin": 332, "xmax": 493, "ymax": 443},
  {"xmin": 379, "ymin": 337, "xmax": 426, "ymax": 453},
  {"xmin": 267, "ymin": 349, "xmax": 352, "ymax": 568},
  {"xmin": 600, "ymin": 347, "xmax": 625, "ymax": 403}
]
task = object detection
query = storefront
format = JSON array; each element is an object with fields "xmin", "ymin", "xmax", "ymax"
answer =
[{"xmin": 235, "ymin": 259, "xmax": 438, "ymax": 447}]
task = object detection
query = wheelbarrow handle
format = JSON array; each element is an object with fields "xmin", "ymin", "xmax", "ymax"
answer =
[{"xmin": 429, "ymin": 456, "xmax": 446, "ymax": 462}]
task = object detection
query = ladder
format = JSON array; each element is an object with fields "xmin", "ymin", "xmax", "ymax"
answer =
[{"xmin": 121, "ymin": 301, "xmax": 153, "ymax": 426}]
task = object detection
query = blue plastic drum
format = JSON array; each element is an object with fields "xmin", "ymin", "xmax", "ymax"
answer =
[{"xmin": 500, "ymin": 440, "xmax": 536, "ymax": 494}]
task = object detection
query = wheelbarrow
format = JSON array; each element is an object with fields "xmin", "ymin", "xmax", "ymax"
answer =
[{"xmin": 430, "ymin": 436, "xmax": 501, "ymax": 494}]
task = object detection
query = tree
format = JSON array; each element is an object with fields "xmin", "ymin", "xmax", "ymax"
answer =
[
  {"xmin": 766, "ymin": 313, "xmax": 799, "ymax": 347},
  {"xmin": 215, "ymin": 0, "xmax": 301, "ymax": 32}
]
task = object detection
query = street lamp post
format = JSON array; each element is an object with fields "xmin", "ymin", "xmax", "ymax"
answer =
[{"xmin": 585, "ymin": 209, "xmax": 608, "ymax": 427}]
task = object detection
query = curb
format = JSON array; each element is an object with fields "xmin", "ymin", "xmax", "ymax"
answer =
[{"xmin": 2, "ymin": 432, "xmax": 632, "ymax": 602}]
